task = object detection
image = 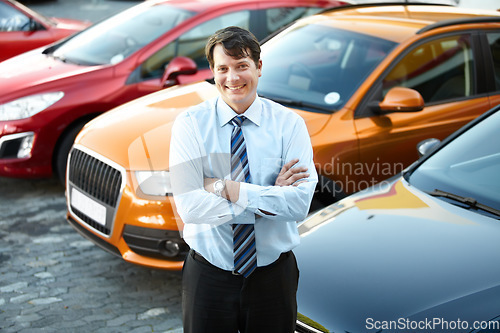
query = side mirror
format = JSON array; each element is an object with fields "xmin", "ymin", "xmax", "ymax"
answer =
[
  {"xmin": 30, "ymin": 19, "xmax": 37, "ymax": 31},
  {"xmin": 417, "ymin": 138, "xmax": 440, "ymax": 158},
  {"xmin": 377, "ymin": 87, "xmax": 424, "ymax": 113},
  {"xmin": 27, "ymin": 18, "xmax": 42, "ymax": 31},
  {"xmin": 161, "ymin": 57, "xmax": 197, "ymax": 88}
]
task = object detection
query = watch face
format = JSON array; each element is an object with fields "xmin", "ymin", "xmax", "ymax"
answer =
[{"xmin": 215, "ymin": 180, "xmax": 224, "ymax": 191}]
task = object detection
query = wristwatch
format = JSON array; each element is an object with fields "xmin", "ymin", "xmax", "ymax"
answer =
[{"xmin": 213, "ymin": 179, "xmax": 226, "ymax": 197}]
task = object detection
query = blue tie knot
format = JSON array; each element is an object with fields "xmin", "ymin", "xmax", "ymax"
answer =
[{"xmin": 231, "ymin": 116, "xmax": 246, "ymax": 128}]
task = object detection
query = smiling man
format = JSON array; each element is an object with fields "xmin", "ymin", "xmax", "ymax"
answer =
[{"xmin": 170, "ymin": 26, "xmax": 318, "ymax": 333}]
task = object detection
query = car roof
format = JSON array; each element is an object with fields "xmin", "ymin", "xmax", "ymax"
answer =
[
  {"xmin": 306, "ymin": 3, "xmax": 500, "ymax": 43},
  {"xmin": 149, "ymin": 0, "xmax": 346, "ymax": 13}
]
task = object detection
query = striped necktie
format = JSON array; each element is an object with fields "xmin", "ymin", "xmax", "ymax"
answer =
[{"xmin": 230, "ymin": 115, "xmax": 256, "ymax": 277}]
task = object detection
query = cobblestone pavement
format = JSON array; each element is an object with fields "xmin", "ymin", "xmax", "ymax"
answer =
[
  {"xmin": 0, "ymin": 176, "xmax": 183, "ymax": 333},
  {"xmin": 1, "ymin": 2, "xmax": 183, "ymax": 332}
]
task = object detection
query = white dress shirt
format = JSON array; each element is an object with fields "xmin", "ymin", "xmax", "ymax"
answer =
[{"xmin": 170, "ymin": 95, "xmax": 318, "ymax": 271}]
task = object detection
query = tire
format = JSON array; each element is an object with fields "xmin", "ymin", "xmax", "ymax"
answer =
[{"xmin": 54, "ymin": 122, "xmax": 86, "ymax": 185}]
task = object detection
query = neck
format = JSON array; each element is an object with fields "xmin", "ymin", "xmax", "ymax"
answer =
[{"xmin": 225, "ymin": 95, "xmax": 257, "ymax": 114}]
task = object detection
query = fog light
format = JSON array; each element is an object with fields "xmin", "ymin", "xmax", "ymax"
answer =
[
  {"xmin": 17, "ymin": 133, "xmax": 35, "ymax": 158},
  {"xmin": 159, "ymin": 240, "xmax": 180, "ymax": 257},
  {"xmin": 0, "ymin": 132, "xmax": 35, "ymax": 159}
]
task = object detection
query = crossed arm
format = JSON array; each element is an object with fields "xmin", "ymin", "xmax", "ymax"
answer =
[
  {"xmin": 171, "ymin": 110, "xmax": 317, "ymax": 225},
  {"xmin": 204, "ymin": 158, "xmax": 310, "ymax": 209}
]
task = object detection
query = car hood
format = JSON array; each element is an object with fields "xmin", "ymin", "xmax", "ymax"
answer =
[
  {"xmin": 76, "ymin": 81, "xmax": 218, "ymax": 171},
  {"xmin": 76, "ymin": 81, "xmax": 331, "ymax": 171},
  {"xmin": 0, "ymin": 51, "xmax": 100, "ymax": 102},
  {"xmin": 296, "ymin": 178, "xmax": 500, "ymax": 332}
]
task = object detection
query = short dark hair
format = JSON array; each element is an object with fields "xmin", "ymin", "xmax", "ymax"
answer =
[{"xmin": 205, "ymin": 26, "xmax": 261, "ymax": 69}]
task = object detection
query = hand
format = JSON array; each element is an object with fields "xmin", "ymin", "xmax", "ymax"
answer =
[
  {"xmin": 274, "ymin": 158, "xmax": 309, "ymax": 187},
  {"xmin": 204, "ymin": 178, "xmax": 216, "ymax": 193}
]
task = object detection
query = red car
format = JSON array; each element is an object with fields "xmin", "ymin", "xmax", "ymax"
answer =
[
  {"xmin": 0, "ymin": 0, "xmax": 90, "ymax": 62},
  {"xmin": 0, "ymin": 0, "xmax": 347, "ymax": 183}
]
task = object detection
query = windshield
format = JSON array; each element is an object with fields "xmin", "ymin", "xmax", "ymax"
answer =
[
  {"xmin": 408, "ymin": 110, "xmax": 500, "ymax": 212},
  {"xmin": 52, "ymin": 4, "xmax": 194, "ymax": 66},
  {"xmin": 258, "ymin": 23, "xmax": 396, "ymax": 113}
]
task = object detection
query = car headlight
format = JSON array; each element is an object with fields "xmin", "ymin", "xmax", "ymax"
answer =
[
  {"xmin": 0, "ymin": 92, "xmax": 64, "ymax": 121},
  {"xmin": 135, "ymin": 170, "xmax": 171, "ymax": 196}
]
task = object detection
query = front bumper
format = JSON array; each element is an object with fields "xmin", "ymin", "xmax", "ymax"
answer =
[{"xmin": 66, "ymin": 146, "xmax": 188, "ymax": 270}]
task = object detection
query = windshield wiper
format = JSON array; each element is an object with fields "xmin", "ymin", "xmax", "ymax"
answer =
[
  {"xmin": 51, "ymin": 54, "xmax": 100, "ymax": 66},
  {"xmin": 50, "ymin": 53, "xmax": 67, "ymax": 63},
  {"xmin": 426, "ymin": 189, "xmax": 500, "ymax": 218},
  {"xmin": 259, "ymin": 95, "xmax": 334, "ymax": 113}
]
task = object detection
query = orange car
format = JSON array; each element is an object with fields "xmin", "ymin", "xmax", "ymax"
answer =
[{"xmin": 66, "ymin": 3, "xmax": 500, "ymax": 270}]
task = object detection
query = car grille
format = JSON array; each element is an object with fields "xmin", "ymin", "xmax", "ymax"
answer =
[{"xmin": 67, "ymin": 147, "xmax": 124, "ymax": 236}]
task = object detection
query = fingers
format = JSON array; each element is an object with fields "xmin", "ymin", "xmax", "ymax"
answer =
[
  {"xmin": 275, "ymin": 158, "xmax": 311, "ymax": 186},
  {"xmin": 275, "ymin": 158, "xmax": 310, "ymax": 186},
  {"xmin": 284, "ymin": 165, "xmax": 308, "ymax": 177},
  {"xmin": 278, "ymin": 158, "xmax": 300, "ymax": 176},
  {"xmin": 287, "ymin": 170, "xmax": 310, "ymax": 185},
  {"xmin": 282, "ymin": 162, "xmax": 308, "ymax": 181},
  {"xmin": 276, "ymin": 170, "xmax": 309, "ymax": 186}
]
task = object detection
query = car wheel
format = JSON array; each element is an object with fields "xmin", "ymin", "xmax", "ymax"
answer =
[{"xmin": 54, "ymin": 122, "xmax": 86, "ymax": 185}]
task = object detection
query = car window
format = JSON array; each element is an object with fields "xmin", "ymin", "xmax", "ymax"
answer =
[
  {"xmin": 258, "ymin": 23, "xmax": 396, "ymax": 113},
  {"xmin": 141, "ymin": 10, "xmax": 250, "ymax": 79},
  {"xmin": 408, "ymin": 109, "xmax": 500, "ymax": 213},
  {"xmin": 383, "ymin": 34, "xmax": 474, "ymax": 104},
  {"xmin": 52, "ymin": 4, "xmax": 194, "ymax": 66},
  {"xmin": 264, "ymin": 7, "xmax": 323, "ymax": 35},
  {"xmin": 486, "ymin": 32, "xmax": 500, "ymax": 91},
  {"xmin": 0, "ymin": 2, "xmax": 30, "ymax": 32}
]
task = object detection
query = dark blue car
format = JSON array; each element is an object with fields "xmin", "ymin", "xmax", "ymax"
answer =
[{"xmin": 295, "ymin": 105, "xmax": 500, "ymax": 333}]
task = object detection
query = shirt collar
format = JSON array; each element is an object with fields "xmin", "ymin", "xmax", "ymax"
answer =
[{"xmin": 217, "ymin": 96, "xmax": 262, "ymax": 127}]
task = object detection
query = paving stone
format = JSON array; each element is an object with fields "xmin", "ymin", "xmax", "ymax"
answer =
[
  {"xmin": 129, "ymin": 326, "xmax": 154, "ymax": 333},
  {"xmin": 0, "ymin": 282, "xmax": 28, "ymax": 293},
  {"xmin": 28, "ymin": 297, "xmax": 62, "ymax": 306},
  {"xmin": 153, "ymin": 318, "xmax": 183, "ymax": 332},
  {"xmin": 34, "ymin": 272, "xmax": 54, "ymax": 279},
  {"xmin": 138, "ymin": 307, "xmax": 170, "ymax": 320},
  {"xmin": 106, "ymin": 313, "xmax": 137, "ymax": 326},
  {"xmin": 0, "ymin": 159, "xmax": 181, "ymax": 329},
  {"xmin": 164, "ymin": 328, "xmax": 184, "ymax": 333},
  {"xmin": 10, "ymin": 293, "xmax": 39, "ymax": 304},
  {"xmin": 13, "ymin": 313, "xmax": 43, "ymax": 323}
]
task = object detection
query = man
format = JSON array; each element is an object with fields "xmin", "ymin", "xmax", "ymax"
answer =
[{"xmin": 170, "ymin": 26, "xmax": 318, "ymax": 333}]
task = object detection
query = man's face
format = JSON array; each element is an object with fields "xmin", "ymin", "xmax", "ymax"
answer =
[{"xmin": 211, "ymin": 43, "xmax": 262, "ymax": 114}]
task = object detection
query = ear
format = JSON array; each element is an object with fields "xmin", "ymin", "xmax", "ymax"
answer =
[{"xmin": 258, "ymin": 59, "xmax": 262, "ymax": 77}]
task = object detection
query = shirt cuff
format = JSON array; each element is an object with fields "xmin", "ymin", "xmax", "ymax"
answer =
[{"xmin": 237, "ymin": 182, "xmax": 278, "ymax": 218}]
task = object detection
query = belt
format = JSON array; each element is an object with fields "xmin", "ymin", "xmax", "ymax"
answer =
[
  {"xmin": 190, "ymin": 249, "xmax": 291, "ymax": 276},
  {"xmin": 191, "ymin": 250, "xmax": 212, "ymax": 266},
  {"xmin": 191, "ymin": 250, "xmax": 242, "ymax": 275}
]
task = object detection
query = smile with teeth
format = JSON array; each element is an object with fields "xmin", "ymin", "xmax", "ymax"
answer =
[{"xmin": 227, "ymin": 84, "xmax": 245, "ymax": 90}]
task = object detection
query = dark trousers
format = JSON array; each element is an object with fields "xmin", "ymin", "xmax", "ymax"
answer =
[{"xmin": 182, "ymin": 249, "xmax": 299, "ymax": 333}]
